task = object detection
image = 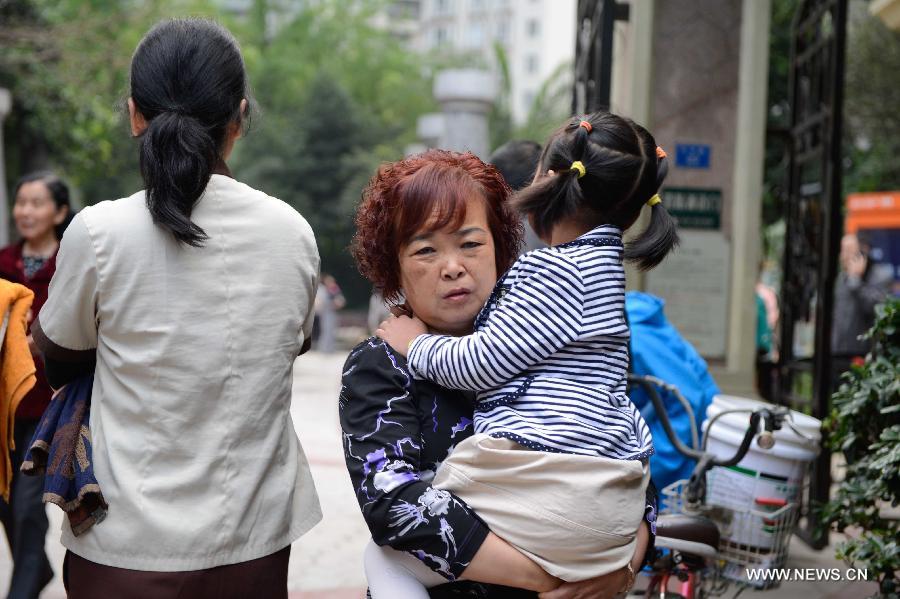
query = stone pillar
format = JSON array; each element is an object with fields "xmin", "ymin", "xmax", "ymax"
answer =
[
  {"xmin": 612, "ymin": 0, "xmax": 657, "ymax": 291},
  {"xmin": 406, "ymin": 112, "xmax": 445, "ymax": 156},
  {"xmin": 416, "ymin": 113, "xmax": 444, "ymax": 149},
  {"xmin": 433, "ymin": 69, "xmax": 496, "ymax": 159},
  {"xmin": 726, "ymin": 0, "xmax": 771, "ymax": 379},
  {"xmin": 0, "ymin": 88, "xmax": 11, "ymax": 247}
]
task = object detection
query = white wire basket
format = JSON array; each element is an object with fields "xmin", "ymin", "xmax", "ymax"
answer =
[{"xmin": 661, "ymin": 474, "xmax": 799, "ymax": 590}]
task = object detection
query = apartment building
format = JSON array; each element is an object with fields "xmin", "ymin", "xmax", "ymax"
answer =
[{"xmin": 413, "ymin": 0, "xmax": 576, "ymax": 123}]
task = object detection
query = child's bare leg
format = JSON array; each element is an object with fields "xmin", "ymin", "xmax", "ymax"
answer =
[{"xmin": 364, "ymin": 539, "xmax": 447, "ymax": 598}]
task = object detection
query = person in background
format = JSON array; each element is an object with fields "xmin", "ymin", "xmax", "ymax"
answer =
[
  {"xmin": 754, "ymin": 262, "xmax": 779, "ymax": 402},
  {"xmin": 0, "ymin": 171, "xmax": 72, "ymax": 599},
  {"xmin": 314, "ymin": 273, "xmax": 346, "ymax": 352},
  {"xmin": 626, "ymin": 291, "xmax": 719, "ymax": 492},
  {"xmin": 488, "ymin": 140, "xmax": 544, "ymax": 253},
  {"xmin": 831, "ymin": 232, "xmax": 894, "ymax": 390},
  {"xmin": 367, "ymin": 289, "xmax": 391, "ymax": 336}
]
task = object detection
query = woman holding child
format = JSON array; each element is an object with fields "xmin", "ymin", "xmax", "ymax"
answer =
[{"xmin": 342, "ymin": 109, "xmax": 676, "ymax": 597}]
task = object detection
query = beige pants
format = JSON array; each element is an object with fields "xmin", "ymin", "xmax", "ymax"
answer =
[{"xmin": 433, "ymin": 434, "xmax": 650, "ymax": 582}]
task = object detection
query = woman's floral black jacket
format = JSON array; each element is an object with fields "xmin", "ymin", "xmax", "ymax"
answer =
[{"xmin": 340, "ymin": 338, "xmax": 658, "ymax": 597}]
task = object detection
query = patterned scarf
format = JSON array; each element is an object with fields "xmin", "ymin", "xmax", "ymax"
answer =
[{"xmin": 20, "ymin": 374, "xmax": 107, "ymax": 536}]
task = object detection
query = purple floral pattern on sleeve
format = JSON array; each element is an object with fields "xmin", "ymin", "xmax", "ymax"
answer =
[{"xmin": 340, "ymin": 339, "xmax": 490, "ymax": 581}]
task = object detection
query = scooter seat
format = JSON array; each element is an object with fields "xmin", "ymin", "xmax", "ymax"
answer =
[{"xmin": 654, "ymin": 514, "xmax": 720, "ymax": 559}]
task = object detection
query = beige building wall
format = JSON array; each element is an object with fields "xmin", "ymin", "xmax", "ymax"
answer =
[{"xmin": 610, "ymin": 0, "xmax": 770, "ymax": 395}]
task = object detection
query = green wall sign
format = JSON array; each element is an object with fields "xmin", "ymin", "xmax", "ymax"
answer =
[{"xmin": 662, "ymin": 187, "xmax": 722, "ymax": 230}]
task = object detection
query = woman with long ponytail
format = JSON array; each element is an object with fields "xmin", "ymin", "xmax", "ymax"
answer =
[{"xmin": 32, "ymin": 19, "xmax": 321, "ymax": 598}]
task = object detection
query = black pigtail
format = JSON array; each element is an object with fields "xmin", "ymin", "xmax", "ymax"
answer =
[
  {"xmin": 513, "ymin": 169, "xmax": 584, "ymax": 240},
  {"xmin": 624, "ymin": 154, "xmax": 679, "ymax": 271},
  {"xmin": 511, "ymin": 117, "xmax": 592, "ymax": 239}
]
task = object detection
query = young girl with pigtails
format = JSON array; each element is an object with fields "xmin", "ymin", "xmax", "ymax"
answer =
[{"xmin": 373, "ymin": 111, "xmax": 679, "ymax": 597}]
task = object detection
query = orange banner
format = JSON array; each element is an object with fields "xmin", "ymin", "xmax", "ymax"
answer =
[{"xmin": 845, "ymin": 191, "xmax": 900, "ymax": 233}]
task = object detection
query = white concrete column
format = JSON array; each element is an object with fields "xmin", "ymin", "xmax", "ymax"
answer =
[
  {"xmin": 725, "ymin": 0, "xmax": 771, "ymax": 380},
  {"xmin": 433, "ymin": 69, "xmax": 496, "ymax": 159},
  {"xmin": 611, "ymin": 0, "xmax": 656, "ymax": 125},
  {"xmin": 612, "ymin": 0, "xmax": 656, "ymax": 291},
  {"xmin": 0, "ymin": 88, "xmax": 11, "ymax": 247},
  {"xmin": 416, "ymin": 112, "xmax": 445, "ymax": 149}
]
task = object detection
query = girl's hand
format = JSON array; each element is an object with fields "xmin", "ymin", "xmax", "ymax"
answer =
[
  {"xmin": 460, "ymin": 532, "xmax": 562, "ymax": 592},
  {"xmin": 375, "ymin": 314, "xmax": 427, "ymax": 357},
  {"xmin": 537, "ymin": 568, "xmax": 628, "ymax": 599}
]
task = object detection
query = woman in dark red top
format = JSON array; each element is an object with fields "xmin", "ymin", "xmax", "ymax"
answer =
[{"xmin": 0, "ymin": 171, "xmax": 72, "ymax": 599}]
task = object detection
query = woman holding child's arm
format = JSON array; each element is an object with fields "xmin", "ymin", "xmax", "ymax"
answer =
[{"xmin": 341, "ymin": 149, "xmax": 657, "ymax": 598}]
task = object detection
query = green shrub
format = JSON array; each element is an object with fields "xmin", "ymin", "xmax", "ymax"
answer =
[{"xmin": 820, "ymin": 298, "xmax": 900, "ymax": 598}]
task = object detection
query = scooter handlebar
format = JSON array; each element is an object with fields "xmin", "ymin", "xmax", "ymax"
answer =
[{"xmin": 627, "ymin": 374, "xmax": 772, "ymax": 470}]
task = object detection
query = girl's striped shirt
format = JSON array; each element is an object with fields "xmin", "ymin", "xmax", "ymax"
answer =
[{"xmin": 407, "ymin": 224, "xmax": 653, "ymax": 460}]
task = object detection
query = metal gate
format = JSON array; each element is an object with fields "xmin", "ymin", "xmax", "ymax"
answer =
[
  {"xmin": 777, "ymin": 0, "xmax": 848, "ymax": 549},
  {"xmin": 572, "ymin": 0, "xmax": 630, "ymax": 114}
]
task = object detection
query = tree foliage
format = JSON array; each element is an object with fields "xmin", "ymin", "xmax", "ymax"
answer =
[
  {"xmin": 761, "ymin": 0, "xmax": 796, "ymax": 231},
  {"xmin": 231, "ymin": 1, "xmax": 435, "ymax": 305},
  {"xmin": 820, "ymin": 298, "xmax": 900, "ymax": 598},
  {"xmin": 514, "ymin": 61, "xmax": 572, "ymax": 147},
  {"xmin": 1, "ymin": 0, "xmax": 221, "ymax": 204},
  {"xmin": 487, "ymin": 43, "xmax": 572, "ymax": 156},
  {"xmin": 1, "ymin": 0, "xmax": 435, "ymax": 306},
  {"xmin": 762, "ymin": 0, "xmax": 900, "ymax": 234},
  {"xmin": 843, "ymin": 0, "xmax": 900, "ymax": 194}
]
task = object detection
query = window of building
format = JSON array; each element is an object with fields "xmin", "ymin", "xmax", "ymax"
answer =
[
  {"xmin": 435, "ymin": 26, "xmax": 450, "ymax": 46},
  {"xmin": 527, "ymin": 19, "xmax": 540, "ymax": 37},
  {"xmin": 436, "ymin": 0, "xmax": 453, "ymax": 16},
  {"xmin": 467, "ymin": 22, "xmax": 484, "ymax": 47},
  {"xmin": 389, "ymin": 1, "xmax": 420, "ymax": 19},
  {"xmin": 525, "ymin": 54, "xmax": 539, "ymax": 74},
  {"xmin": 470, "ymin": 0, "xmax": 487, "ymax": 12},
  {"xmin": 496, "ymin": 21, "xmax": 510, "ymax": 43}
]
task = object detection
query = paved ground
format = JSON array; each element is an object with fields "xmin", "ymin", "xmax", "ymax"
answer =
[{"xmin": 0, "ymin": 350, "xmax": 880, "ymax": 598}]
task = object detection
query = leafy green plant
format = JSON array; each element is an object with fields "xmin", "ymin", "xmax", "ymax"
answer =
[{"xmin": 820, "ymin": 298, "xmax": 900, "ymax": 598}]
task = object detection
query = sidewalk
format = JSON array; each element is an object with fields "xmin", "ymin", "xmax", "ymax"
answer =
[{"xmin": 0, "ymin": 350, "xmax": 880, "ymax": 598}]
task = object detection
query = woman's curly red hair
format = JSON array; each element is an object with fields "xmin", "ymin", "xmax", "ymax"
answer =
[{"xmin": 352, "ymin": 149, "xmax": 523, "ymax": 304}]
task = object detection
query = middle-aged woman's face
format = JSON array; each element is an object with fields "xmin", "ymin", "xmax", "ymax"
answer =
[
  {"xmin": 399, "ymin": 195, "xmax": 498, "ymax": 336},
  {"xmin": 13, "ymin": 181, "xmax": 67, "ymax": 242}
]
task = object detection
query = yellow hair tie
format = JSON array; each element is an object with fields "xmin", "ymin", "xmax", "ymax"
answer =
[
  {"xmin": 647, "ymin": 194, "xmax": 662, "ymax": 207},
  {"xmin": 570, "ymin": 161, "xmax": 586, "ymax": 179}
]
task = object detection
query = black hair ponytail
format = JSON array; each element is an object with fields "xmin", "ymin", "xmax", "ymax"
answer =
[
  {"xmin": 130, "ymin": 19, "xmax": 249, "ymax": 247},
  {"xmin": 515, "ymin": 111, "xmax": 680, "ymax": 268},
  {"xmin": 513, "ymin": 118, "xmax": 592, "ymax": 238},
  {"xmin": 623, "ymin": 151, "xmax": 680, "ymax": 271},
  {"xmin": 139, "ymin": 112, "xmax": 217, "ymax": 246},
  {"xmin": 513, "ymin": 162, "xmax": 585, "ymax": 239}
]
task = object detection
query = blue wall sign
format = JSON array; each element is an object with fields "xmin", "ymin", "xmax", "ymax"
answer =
[{"xmin": 675, "ymin": 144, "xmax": 711, "ymax": 169}]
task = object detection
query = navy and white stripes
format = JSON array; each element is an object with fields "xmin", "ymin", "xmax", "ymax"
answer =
[{"xmin": 407, "ymin": 224, "xmax": 653, "ymax": 460}]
